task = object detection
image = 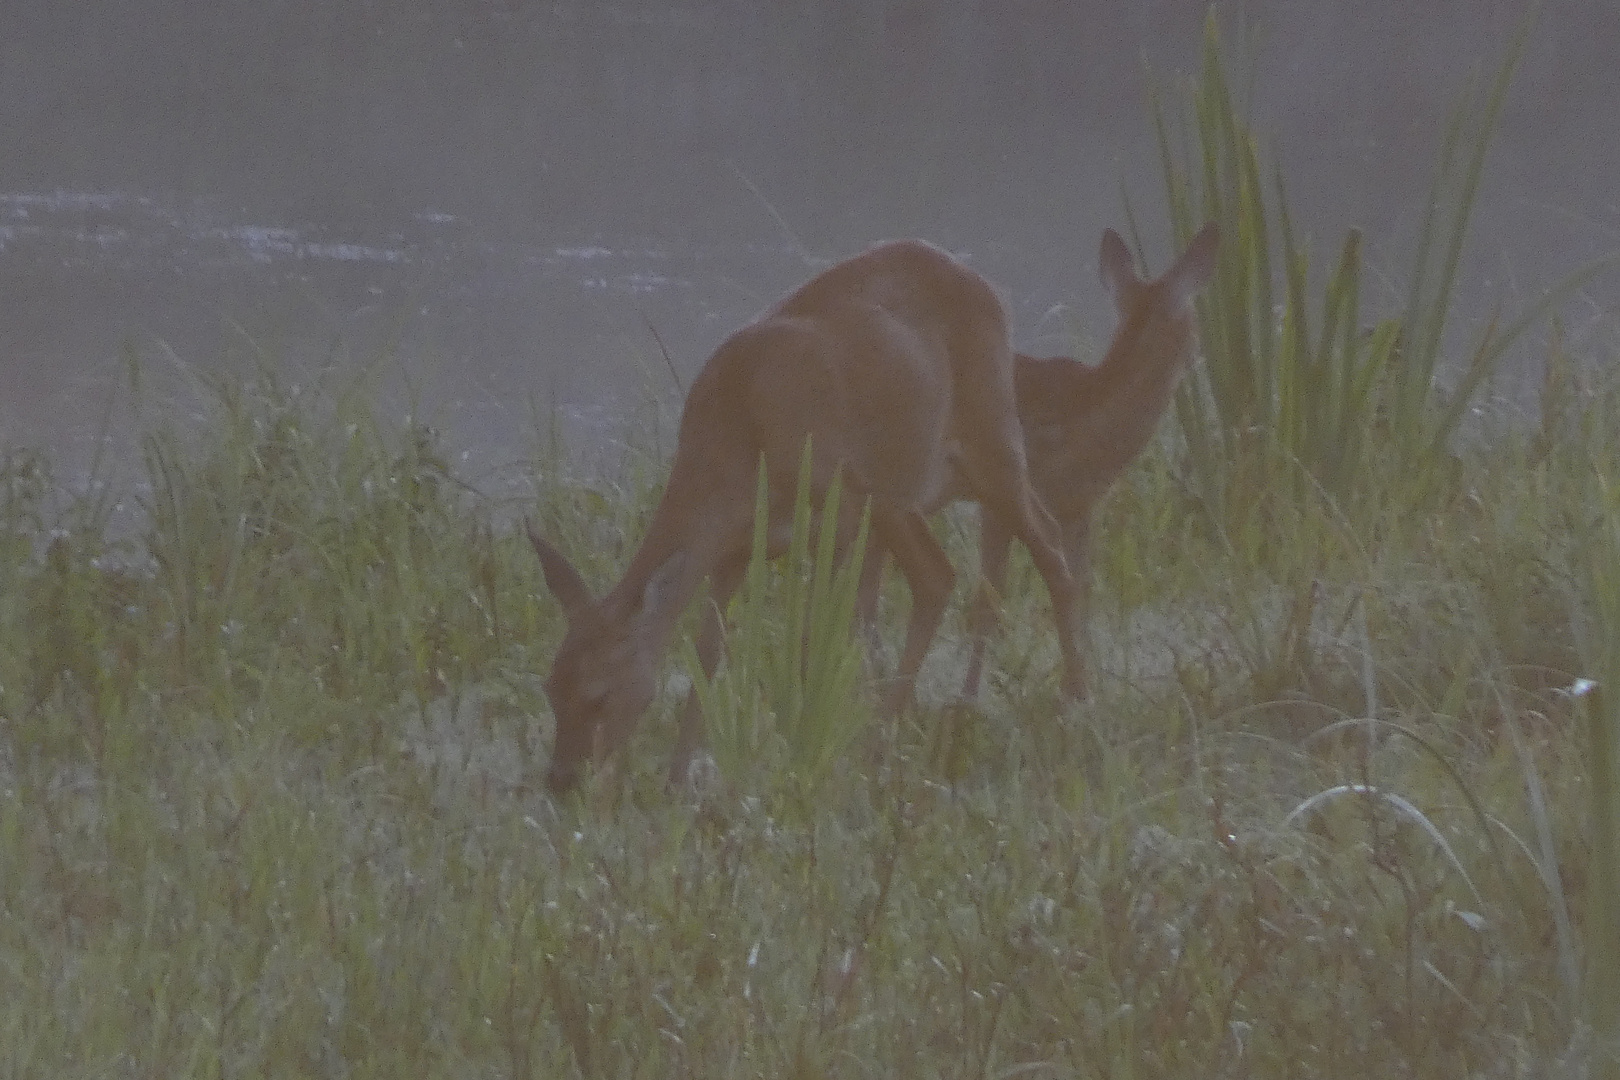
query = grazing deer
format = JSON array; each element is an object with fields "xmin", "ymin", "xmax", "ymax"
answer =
[
  {"xmin": 529, "ymin": 239, "xmax": 1085, "ymax": 792},
  {"xmin": 957, "ymin": 223, "xmax": 1220, "ymax": 697}
]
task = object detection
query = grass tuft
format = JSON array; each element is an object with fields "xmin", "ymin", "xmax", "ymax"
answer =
[{"xmin": 690, "ymin": 443, "xmax": 873, "ymax": 804}]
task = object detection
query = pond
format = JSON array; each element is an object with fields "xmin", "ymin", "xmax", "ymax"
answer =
[{"xmin": 1, "ymin": 0, "xmax": 1614, "ymax": 492}]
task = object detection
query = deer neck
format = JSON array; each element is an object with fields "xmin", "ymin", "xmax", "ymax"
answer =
[
  {"xmin": 598, "ymin": 451, "xmax": 751, "ymax": 654},
  {"xmin": 1095, "ymin": 345, "xmax": 1187, "ymax": 459},
  {"xmin": 1038, "ymin": 336, "xmax": 1191, "ymax": 487}
]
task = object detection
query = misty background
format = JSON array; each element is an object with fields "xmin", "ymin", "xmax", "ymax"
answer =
[{"xmin": 2, "ymin": 0, "xmax": 1616, "ymax": 488}]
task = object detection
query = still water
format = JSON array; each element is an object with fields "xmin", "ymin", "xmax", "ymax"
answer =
[{"xmin": 2, "ymin": 0, "xmax": 1615, "ymax": 491}]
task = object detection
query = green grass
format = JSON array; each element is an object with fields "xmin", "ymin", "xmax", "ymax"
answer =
[
  {"xmin": 1, "ymin": 324, "xmax": 1616, "ymax": 1078},
  {"xmin": 4, "ymin": 17, "xmax": 1620, "ymax": 1078}
]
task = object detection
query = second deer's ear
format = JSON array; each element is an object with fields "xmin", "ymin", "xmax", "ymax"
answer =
[
  {"xmin": 527, "ymin": 517, "xmax": 595, "ymax": 618},
  {"xmin": 1165, "ymin": 223, "xmax": 1220, "ymax": 308},
  {"xmin": 1101, "ymin": 226, "xmax": 1140, "ymax": 296},
  {"xmin": 1098, "ymin": 228, "xmax": 1140, "ymax": 300}
]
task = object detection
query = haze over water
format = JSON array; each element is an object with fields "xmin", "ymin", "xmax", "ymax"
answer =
[{"xmin": 2, "ymin": 0, "xmax": 1616, "ymax": 489}]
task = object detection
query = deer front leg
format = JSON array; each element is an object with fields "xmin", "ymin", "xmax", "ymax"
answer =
[
  {"xmin": 669, "ymin": 551, "xmax": 749, "ymax": 789},
  {"xmin": 976, "ymin": 484, "xmax": 1083, "ymax": 700}
]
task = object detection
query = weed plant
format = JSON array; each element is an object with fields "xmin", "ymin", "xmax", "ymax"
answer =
[
  {"xmin": 688, "ymin": 445, "xmax": 872, "ymax": 806},
  {"xmin": 3, "ymin": 20, "xmax": 1620, "ymax": 1080}
]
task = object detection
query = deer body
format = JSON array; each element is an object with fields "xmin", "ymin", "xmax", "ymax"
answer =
[
  {"xmin": 531, "ymin": 239, "xmax": 1084, "ymax": 791},
  {"xmin": 961, "ymin": 224, "xmax": 1220, "ymax": 695}
]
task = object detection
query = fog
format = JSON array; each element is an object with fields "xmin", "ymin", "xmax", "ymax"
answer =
[{"xmin": 2, "ymin": 0, "xmax": 1616, "ymax": 485}]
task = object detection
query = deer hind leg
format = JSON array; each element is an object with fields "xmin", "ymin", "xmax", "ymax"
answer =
[
  {"xmin": 959, "ymin": 435, "xmax": 1085, "ymax": 699},
  {"xmin": 984, "ymin": 490, "xmax": 1085, "ymax": 698},
  {"xmin": 962, "ymin": 508, "xmax": 1013, "ymax": 698},
  {"xmin": 1063, "ymin": 515, "xmax": 1095, "ymax": 693},
  {"xmin": 871, "ymin": 507, "xmax": 955, "ymax": 717},
  {"xmin": 950, "ymin": 332, "xmax": 1085, "ymax": 697}
]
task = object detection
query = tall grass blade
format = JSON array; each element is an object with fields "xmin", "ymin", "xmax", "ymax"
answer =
[
  {"xmin": 690, "ymin": 440, "xmax": 871, "ymax": 797},
  {"xmin": 1153, "ymin": 7, "xmax": 1566, "ymax": 525}
]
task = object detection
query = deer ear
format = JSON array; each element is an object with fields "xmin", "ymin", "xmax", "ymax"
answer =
[
  {"xmin": 1165, "ymin": 223, "xmax": 1220, "ymax": 308},
  {"xmin": 526, "ymin": 517, "xmax": 594, "ymax": 617},
  {"xmin": 1098, "ymin": 228, "xmax": 1140, "ymax": 300}
]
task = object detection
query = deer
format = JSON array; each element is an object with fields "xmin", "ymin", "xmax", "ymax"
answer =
[
  {"xmin": 527, "ymin": 238, "xmax": 1087, "ymax": 793},
  {"xmin": 955, "ymin": 223, "xmax": 1220, "ymax": 697}
]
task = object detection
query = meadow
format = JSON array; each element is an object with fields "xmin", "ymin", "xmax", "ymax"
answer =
[{"xmin": 3, "ymin": 17, "xmax": 1619, "ymax": 1079}]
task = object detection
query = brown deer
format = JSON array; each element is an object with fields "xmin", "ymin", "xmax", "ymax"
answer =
[
  {"xmin": 957, "ymin": 224, "xmax": 1220, "ymax": 696},
  {"xmin": 528, "ymin": 239, "xmax": 1085, "ymax": 792}
]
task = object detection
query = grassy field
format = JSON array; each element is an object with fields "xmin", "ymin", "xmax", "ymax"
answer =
[{"xmin": 5, "ymin": 20, "xmax": 1620, "ymax": 1080}]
